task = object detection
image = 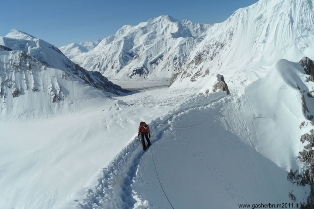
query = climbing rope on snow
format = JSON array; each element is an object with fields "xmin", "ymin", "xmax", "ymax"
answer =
[{"xmin": 151, "ymin": 151, "xmax": 175, "ymax": 209}]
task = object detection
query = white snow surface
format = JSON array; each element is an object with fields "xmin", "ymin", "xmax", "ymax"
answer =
[
  {"xmin": 1, "ymin": 58, "xmax": 312, "ymax": 208},
  {"xmin": 2, "ymin": 0, "xmax": 314, "ymax": 208}
]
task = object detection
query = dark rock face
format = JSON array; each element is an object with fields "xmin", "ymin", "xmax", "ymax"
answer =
[
  {"xmin": 73, "ymin": 64, "xmax": 128, "ymax": 95},
  {"xmin": 0, "ymin": 45, "xmax": 12, "ymax": 51},
  {"xmin": 129, "ymin": 66, "xmax": 149, "ymax": 78},
  {"xmin": 300, "ymin": 57, "xmax": 314, "ymax": 77}
]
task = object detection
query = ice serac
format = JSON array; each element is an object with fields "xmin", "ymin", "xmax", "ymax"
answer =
[
  {"xmin": 0, "ymin": 29, "xmax": 127, "ymax": 95},
  {"xmin": 171, "ymin": 0, "xmax": 314, "ymax": 87},
  {"xmin": 63, "ymin": 15, "xmax": 211, "ymax": 80}
]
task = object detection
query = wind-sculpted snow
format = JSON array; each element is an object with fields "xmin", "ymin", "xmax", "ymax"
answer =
[{"xmin": 221, "ymin": 59, "xmax": 313, "ymax": 169}]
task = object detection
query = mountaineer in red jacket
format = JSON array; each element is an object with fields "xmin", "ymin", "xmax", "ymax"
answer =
[{"xmin": 138, "ymin": 121, "xmax": 151, "ymax": 150}]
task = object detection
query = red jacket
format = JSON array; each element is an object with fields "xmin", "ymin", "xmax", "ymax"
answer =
[{"xmin": 138, "ymin": 122, "xmax": 150, "ymax": 134}]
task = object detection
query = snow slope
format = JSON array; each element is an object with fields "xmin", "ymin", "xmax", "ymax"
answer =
[
  {"xmin": 223, "ymin": 59, "xmax": 311, "ymax": 169},
  {"xmin": 74, "ymin": 69, "xmax": 310, "ymax": 208},
  {"xmin": 2, "ymin": 70, "xmax": 308, "ymax": 209},
  {"xmin": 0, "ymin": 85, "xmax": 198, "ymax": 209},
  {"xmin": 172, "ymin": 0, "xmax": 314, "ymax": 88},
  {"xmin": 2, "ymin": 0, "xmax": 314, "ymax": 208},
  {"xmin": 0, "ymin": 49, "xmax": 120, "ymax": 120}
]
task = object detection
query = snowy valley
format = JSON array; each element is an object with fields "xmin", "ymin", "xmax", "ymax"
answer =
[{"xmin": 2, "ymin": 0, "xmax": 314, "ymax": 208}]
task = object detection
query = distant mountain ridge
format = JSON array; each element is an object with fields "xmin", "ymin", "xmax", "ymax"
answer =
[
  {"xmin": 60, "ymin": 40, "xmax": 101, "ymax": 59},
  {"xmin": 61, "ymin": 0, "xmax": 314, "ymax": 89},
  {"xmin": 61, "ymin": 15, "xmax": 211, "ymax": 80}
]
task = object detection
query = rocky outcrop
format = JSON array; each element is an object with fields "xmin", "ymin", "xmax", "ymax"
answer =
[
  {"xmin": 300, "ymin": 57, "xmax": 314, "ymax": 77},
  {"xmin": 213, "ymin": 74, "xmax": 230, "ymax": 94},
  {"xmin": 0, "ymin": 45, "xmax": 12, "ymax": 51}
]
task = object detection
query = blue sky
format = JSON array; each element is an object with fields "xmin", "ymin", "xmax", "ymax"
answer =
[{"xmin": 0, "ymin": 0, "xmax": 257, "ymax": 47}]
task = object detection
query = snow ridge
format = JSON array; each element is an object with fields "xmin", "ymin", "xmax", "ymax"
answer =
[
  {"xmin": 75, "ymin": 83, "xmax": 309, "ymax": 208},
  {"xmin": 76, "ymin": 92, "xmax": 226, "ymax": 208}
]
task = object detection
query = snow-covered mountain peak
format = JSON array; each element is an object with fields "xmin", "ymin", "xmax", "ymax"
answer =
[
  {"xmin": 79, "ymin": 40, "xmax": 101, "ymax": 49},
  {"xmin": 122, "ymin": 15, "xmax": 208, "ymax": 40},
  {"xmin": 0, "ymin": 29, "xmax": 127, "ymax": 95},
  {"xmin": 60, "ymin": 0, "xmax": 314, "ymax": 86},
  {"xmin": 169, "ymin": 0, "xmax": 314, "ymax": 90},
  {"xmin": 60, "ymin": 40, "xmax": 101, "ymax": 59},
  {"xmin": 146, "ymin": 15, "xmax": 178, "ymax": 26},
  {"xmin": 1, "ymin": 29, "xmax": 66, "ymax": 67},
  {"xmin": 63, "ymin": 15, "xmax": 211, "ymax": 80},
  {"xmin": 5, "ymin": 29, "xmax": 36, "ymax": 40},
  {"xmin": 149, "ymin": 14, "xmax": 177, "ymax": 22},
  {"xmin": 0, "ymin": 30, "xmax": 129, "ymax": 120},
  {"xmin": 114, "ymin": 15, "xmax": 191, "ymax": 39},
  {"xmin": 65, "ymin": 40, "xmax": 101, "ymax": 52}
]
